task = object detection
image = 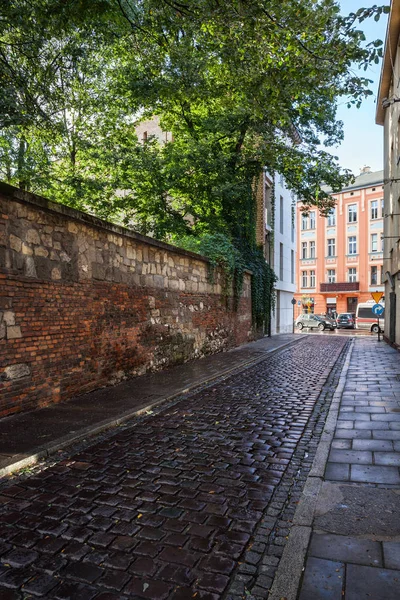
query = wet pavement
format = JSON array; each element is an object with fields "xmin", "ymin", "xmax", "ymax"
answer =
[
  {"xmin": 296, "ymin": 338, "xmax": 400, "ymax": 600},
  {"xmin": 0, "ymin": 336, "xmax": 348, "ymax": 599}
]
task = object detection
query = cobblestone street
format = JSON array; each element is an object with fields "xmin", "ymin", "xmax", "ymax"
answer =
[{"xmin": 0, "ymin": 336, "xmax": 348, "ymax": 599}]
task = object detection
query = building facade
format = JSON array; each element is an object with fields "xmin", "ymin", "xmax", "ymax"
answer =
[
  {"xmin": 294, "ymin": 169, "xmax": 384, "ymax": 317},
  {"xmin": 376, "ymin": 0, "xmax": 400, "ymax": 349},
  {"xmin": 256, "ymin": 172, "xmax": 297, "ymax": 334}
]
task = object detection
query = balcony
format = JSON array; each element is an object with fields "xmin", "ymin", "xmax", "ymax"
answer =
[{"xmin": 320, "ymin": 282, "xmax": 360, "ymax": 293}]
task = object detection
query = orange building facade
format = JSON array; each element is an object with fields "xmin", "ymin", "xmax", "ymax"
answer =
[{"xmin": 294, "ymin": 169, "xmax": 384, "ymax": 317}]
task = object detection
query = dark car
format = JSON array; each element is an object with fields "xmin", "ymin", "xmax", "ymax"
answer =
[
  {"xmin": 295, "ymin": 314, "xmax": 336, "ymax": 331},
  {"xmin": 336, "ymin": 312, "xmax": 356, "ymax": 329},
  {"xmin": 315, "ymin": 314, "xmax": 337, "ymax": 329}
]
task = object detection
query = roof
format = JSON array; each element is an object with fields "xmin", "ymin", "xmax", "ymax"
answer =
[
  {"xmin": 376, "ymin": 0, "xmax": 400, "ymax": 125},
  {"xmin": 322, "ymin": 169, "xmax": 384, "ymax": 194}
]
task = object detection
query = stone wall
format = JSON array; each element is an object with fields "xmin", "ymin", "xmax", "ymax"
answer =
[{"xmin": 0, "ymin": 183, "xmax": 254, "ymax": 417}]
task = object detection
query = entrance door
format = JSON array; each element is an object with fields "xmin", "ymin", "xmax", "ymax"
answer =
[{"xmin": 347, "ymin": 297, "xmax": 358, "ymax": 313}]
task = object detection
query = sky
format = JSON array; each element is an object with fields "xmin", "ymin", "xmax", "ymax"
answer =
[{"xmin": 331, "ymin": 0, "xmax": 389, "ymax": 175}]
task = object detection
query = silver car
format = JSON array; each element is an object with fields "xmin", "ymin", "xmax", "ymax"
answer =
[{"xmin": 296, "ymin": 314, "xmax": 335, "ymax": 331}]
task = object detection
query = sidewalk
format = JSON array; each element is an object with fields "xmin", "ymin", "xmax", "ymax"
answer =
[
  {"xmin": 0, "ymin": 333, "xmax": 300, "ymax": 478},
  {"xmin": 269, "ymin": 337, "xmax": 400, "ymax": 600}
]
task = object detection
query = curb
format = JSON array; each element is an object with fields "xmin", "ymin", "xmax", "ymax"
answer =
[
  {"xmin": 268, "ymin": 338, "xmax": 354, "ymax": 600},
  {"xmin": 0, "ymin": 337, "xmax": 303, "ymax": 479}
]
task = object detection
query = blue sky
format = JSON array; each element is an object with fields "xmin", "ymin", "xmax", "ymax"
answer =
[{"xmin": 331, "ymin": 1, "xmax": 389, "ymax": 175}]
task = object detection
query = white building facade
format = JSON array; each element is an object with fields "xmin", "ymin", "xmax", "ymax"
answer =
[
  {"xmin": 376, "ymin": 0, "xmax": 400, "ymax": 349},
  {"xmin": 270, "ymin": 175, "xmax": 297, "ymax": 335}
]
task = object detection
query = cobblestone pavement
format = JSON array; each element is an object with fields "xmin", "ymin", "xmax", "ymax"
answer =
[{"xmin": 0, "ymin": 336, "xmax": 348, "ymax": 600}]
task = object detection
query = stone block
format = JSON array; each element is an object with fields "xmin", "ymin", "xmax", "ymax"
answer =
[
  {"xmin": 26, "ymin": 228, "xmax": 41, "ymax": 244},
  {"xmin": 3, "ymin": 311, "xmax": 15, "ymax": 326},
  {"xmin": 51, "ymin": 267, "xmax": 62, "ymax": 280},
  {"xmin": 34, "ymin": 246, "xmax": 49, "ymax": 257},
  {"xmin": 2, "ymin": 363, "xmax": 31, "ymax": 380},
  {"xmin": 22, "ymin": 242, "xmax": 33, "ymax": 255},
  {"xmin": 7, "ymin": 325, "xmax": 22, "ymax": 339},
  {"xmin": 0, "ymin": 322, "xmax": 5, "ymax": 339},
  {"xmin": 68, "ymin": 222, "xmax": 79, "ymax": 234},
  {"xmin": 24, "ymin": 255, "xmax": 37, "ymax": 278},
  {"xmin": 9, "ymin": 234, "xmax": 22, "ymax": 252}
]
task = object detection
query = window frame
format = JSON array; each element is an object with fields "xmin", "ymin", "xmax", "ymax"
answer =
[
  {"xmin": 348, "ymin": 236, "xmax": 357, "ymax": 255},
  {"xmin": 348, "ymin": 204, "xmax": 357, "ymax": 223},
  {"xmin": 327, "ymin": 269, "xmax": 336, "ymax": 283},
  {"xmin": 327, "ymin": 238, "xmax": 335, "ymax": 257},
  {"xmin": 348, "ymin": 268, "xmax": 357, "ymax": 283}
]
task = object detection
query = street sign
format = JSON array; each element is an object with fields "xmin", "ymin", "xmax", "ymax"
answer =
[
  {"xmin": 371, "ymin": 291, "xmax": 383, "ymax": 304},
  {"xmin": 372, "ymin": 303, "xmax": 384, "ymax": 316},
  {"xmin": 297, "ymin": 301, "xmax": 301, "ymax": 306},
  {"xmin": 291, "ymin": 298, "xmax": 296, "ymax": 305}
]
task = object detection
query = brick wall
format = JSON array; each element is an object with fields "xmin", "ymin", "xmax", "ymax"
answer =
[{"xmin": 0, "ymin": 183, "xmax": 254, "ymax": 417}]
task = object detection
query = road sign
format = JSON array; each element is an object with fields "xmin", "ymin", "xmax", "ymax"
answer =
[
  {"xmin": 291, "ymin": 298, "xmax": 296, "ymax": 305},
  {"xmin": 372, "ymin": 303, "xmax": 384, "ymax": 316},
  {"xmin": 371, "ymin": 291, "xmax": 383, "ymax": 304},
  {"xmin": 297, "ymin": 301, "xmax": 301, "ymax": 306}
]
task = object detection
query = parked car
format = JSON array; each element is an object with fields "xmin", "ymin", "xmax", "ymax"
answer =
[
  {"xmin": 336, "ymin": 313, "xmax": 356, "ymax": 329},
  {"xmin": 295, "ymin": 314, "xmax": 336, "ymax": 331},
  {"xmin": 315, "ymin": 314, "xmax": 337, "ymax": 329}
]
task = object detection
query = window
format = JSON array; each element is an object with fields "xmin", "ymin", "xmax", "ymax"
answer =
[
  {"xmin": 302, "ymin": 242, "xmax": 307, "ymax": 259},
  {"xmin": 280, "ymin": 196, "xmax": 284, "ymax": 234},
  {"xmin": 301, "ymin": 214, "xmax": 308, "ymax": 230},
  {"xmin": 348, "ymin": 268, "xmax": 357, "ymax": 283},
  {"xmin": 348, "ymin": 204, "xmax": 357, "ymax": 222},
  {"xmin": 371, "ymin": 233, "xmax": 378, "ymax": 253},
  {"xmin": 380, "ymin": 265, "xmax": 384, "ymax": 284},
  {"xmin": 327, "ymin": 269, "xmax": 336, "ymax": 283},
  {"xmin": 327, "ymin": 239, "xmax": 335, "ymax": 257},
  {"xmin": 371, "ymin": 200, "xmax": 378, "ymax": 220},
  {"xmin": 291, "ymin": 206, "xmax": 295, "ymax": 243},
  {"xmin": 381, "ymin": 235, "xmax": 384, "ymax": 252},
  {"xmin": 302, "ymin": 271, "xmax": 308, "ymax": 288},
  {"xmin": 310, "ymin": 270, "xmax": 315, "ymax": 288},
  {"xmin": 327, "ymin": 209, "xmax": 336, "ymax": 226},
  {"xmin": 142, "ymin": 131, "xmax": 148, "ymax": 142},
  {"xmin": 371, "ymin": 266, "xmax": 377, "ymax": 285},
  {"xmin": 309, "ymin": 211, "xmax": 316, "ymax": 229},
  {"xmin": 381, "ymin": 198, "xmax": 384, "ymax": 217},
  {"xmin": 309, "ymin": 241, "xmax": 316, "ymax": 259},
  {"xmin": 291, "ymin": 250, "xmax": 294, "ymax": 284},
  {"xmin": 348, "ymin": 236, "xmax": 357, "ymax": 255},
  {"xmin": 279, "ymin": 243, "xmax": 284, "ymax": 280}
]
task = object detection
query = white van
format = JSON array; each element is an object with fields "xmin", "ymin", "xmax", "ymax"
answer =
[{"xmin": 356, "ymin": 301, "xmax": 385, "ymax": 333}]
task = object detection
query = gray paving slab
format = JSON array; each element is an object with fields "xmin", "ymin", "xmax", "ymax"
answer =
[
  {"xmin": 350, "ymin": 464, "xmax": 400, "ymax": 484},
  {"xmin": 346, "ymin": 564, "xmax": 400, "ymax": 600},
  {"xmin": 298, "ymin": 557, "xmax": 344, "ymax": 600},
  {"xmin": 308, "ymin": 533, "xmax": 382, "ymax": 567},
  {"xmin": 383, "ymin": 542, "xmax": 400, "ymax": 570}
]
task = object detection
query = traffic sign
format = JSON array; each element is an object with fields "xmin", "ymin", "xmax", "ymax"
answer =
[
  {"xmin": 372, "ymin": 303, "xmax": 384, "ymax": 316},
  {"xmin": 297, "ymin": 301, "xmax": 301, "ymax": 306},
  {"xmin": 371, "ymin": 291, "xmax": 383, "ymax": 304}
]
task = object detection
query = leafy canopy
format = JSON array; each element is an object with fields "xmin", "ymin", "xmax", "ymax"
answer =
[{"xmin": 0, "ymin": 0, "xmax": 389, "ymax": 236}]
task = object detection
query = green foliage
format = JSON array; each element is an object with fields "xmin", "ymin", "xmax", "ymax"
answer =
[{"xmin": 175, "ymin": 233, "xmax": 277, "ymax": 330}]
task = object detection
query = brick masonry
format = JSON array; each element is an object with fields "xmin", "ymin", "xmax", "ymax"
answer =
[{"xmin": 0, "ymin": 183, "xmax": 254, "ymax": 417}]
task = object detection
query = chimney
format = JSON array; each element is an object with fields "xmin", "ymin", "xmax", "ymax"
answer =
[{"xmin": 360, "ymin": 165, "xmax": 371, "ymax": 174}]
